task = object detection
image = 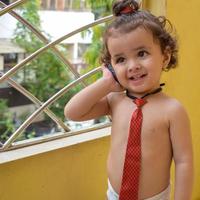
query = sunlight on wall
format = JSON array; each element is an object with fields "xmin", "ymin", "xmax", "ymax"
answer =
[
  {"xmin": 145, "ymin": 0, "xmax": 200, "ymax": 199},
  {"xmin": 164, "ymin": 1, "xmax": 200, "ymax": 199},
  {"xmin": 143, "ymin": 0, "xmax": 166, "ymax": 16}
]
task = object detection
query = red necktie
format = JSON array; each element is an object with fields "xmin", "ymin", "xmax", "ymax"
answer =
[{"xmin": 119, "ymin": 98, "xmax": 146, "ymax": 200}]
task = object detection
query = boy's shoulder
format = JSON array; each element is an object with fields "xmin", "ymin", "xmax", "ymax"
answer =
[
  {"xmin": 106, "ymin": 92, "xmax": 188, "ymax": 117},
  {"xmin": 107, "ymin": 92, "xmax": 184, "ymax": 105},
  {"xmin": 107, "ymin": 91, "xmax": 126, "ymax": 101},
  {"xmin": 161, "ymin": 94, "xmax": 189, "ymax": 120},
  {"xmin": 162, "ymin": 94, "xmax": 185, "ymax": 109}
]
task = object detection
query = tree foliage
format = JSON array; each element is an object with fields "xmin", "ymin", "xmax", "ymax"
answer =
[
  {"xmin": 0, "ymin": 99, "xmax": 14, "ymax": 143},
  {"xmin": 13, "ymin": 0, "xmax": 78, "ymax": 121},
  {"xmin": 82, "ymin": 0, "xmax": 113, "ymax": 82},
  {"xmin": 86, "ymin": 0, "xmax": 113, "ymax": 18}
]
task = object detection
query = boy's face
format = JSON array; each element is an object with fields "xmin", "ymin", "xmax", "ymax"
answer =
[{"xmin": 107, "ymin": 27, "xmax": 170, "ymax": 96}]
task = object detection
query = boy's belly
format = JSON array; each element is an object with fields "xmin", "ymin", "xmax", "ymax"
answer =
[{"xmin": 107, "ymin": 147, "xmax": 172, "ymax": 199}]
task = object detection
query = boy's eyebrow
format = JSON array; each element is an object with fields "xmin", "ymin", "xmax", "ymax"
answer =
[
  {"xmin": 113, "ymin": 53, "xmax": 123, "ymax": 58},
  {"xmin": 132, "ymin": 45, "xmax": 150, "ymax": 51},
  {"xmin": 113, "ymin": 46, "xmax": 151, "ymax": 58}
]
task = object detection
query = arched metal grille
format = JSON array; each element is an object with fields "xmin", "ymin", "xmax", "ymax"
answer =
[{"xmin": 0, "ymin": 0, "xmax": 113, "ymax": 151}]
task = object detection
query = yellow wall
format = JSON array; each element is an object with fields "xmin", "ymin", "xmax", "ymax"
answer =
[
  {"xmin": 0, "ymin": 1, "xmax": 200, "ymax": 200},
  {"xmin": 145, "ymin": 0, "xmax": 200, "ymax": 199},
  {"xmin": 143, "ymin": 0, "xmax": 166, "ymax": 16},
  {"xmin": 163, "ymin": 0, "xmax": 200, "ymax": 199},
  {"xmin": 0, "ymin": 137, "xmax": 110, "ymax": 200}
]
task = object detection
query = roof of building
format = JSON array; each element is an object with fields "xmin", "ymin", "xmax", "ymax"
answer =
[{"xmin": 0, "ymin": 39, "xmax": 25, "ymax": 54}]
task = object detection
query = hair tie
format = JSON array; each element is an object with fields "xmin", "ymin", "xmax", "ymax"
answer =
[{"xmin": 120, "ymin": 4, "xmax": 136, "ymax": 14}]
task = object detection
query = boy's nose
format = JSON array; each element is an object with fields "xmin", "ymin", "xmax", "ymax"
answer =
[{"xmin": 127, "ymin": 61, "xmax": 141, "ymax": 72}]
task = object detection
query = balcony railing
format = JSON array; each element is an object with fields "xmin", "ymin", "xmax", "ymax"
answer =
[{"xmin": 0, "ymin": 0, "xmax": 113, "ymax": 151}]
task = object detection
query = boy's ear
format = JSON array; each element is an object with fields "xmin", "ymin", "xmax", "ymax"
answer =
[{"xmin": 162, "ymin": 46, "xmax": 172, "ymax": 70}]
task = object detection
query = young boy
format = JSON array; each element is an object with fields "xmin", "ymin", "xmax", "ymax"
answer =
[{"xmin": 64, "ymin": 0, "xmax": 193, "ymax": 199}]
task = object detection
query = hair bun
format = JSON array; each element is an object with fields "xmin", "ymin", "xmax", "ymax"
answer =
[{"xmin": 112, "ymin": 0, "xmax": 140, "ymax": 16}]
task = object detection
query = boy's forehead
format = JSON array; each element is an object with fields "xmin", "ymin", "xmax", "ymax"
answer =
[{"xmin": 107, "ymin": 27, "xmax": 157, "ymax": 51}]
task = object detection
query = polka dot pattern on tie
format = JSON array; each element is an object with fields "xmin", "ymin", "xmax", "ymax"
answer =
[{"xmin": 119, "ymin": 98, "xmax": 146, "ymax": 200}]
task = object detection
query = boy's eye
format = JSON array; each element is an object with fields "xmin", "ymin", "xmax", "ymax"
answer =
[
  {"xmin": 116, "ymin": 57, "xmax": 125, "ymax": 63},
  {"xmin": 138, "ymin": 50, "xmax": 148, "ymax": 57}
]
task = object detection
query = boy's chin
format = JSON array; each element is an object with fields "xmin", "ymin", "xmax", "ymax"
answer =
[
  {"xmin": 126, "ymin": 86, "xmax": 156, "ymax": 98},
  {"xmin": 126, "ymin": 87, "xmax": 149, "ymax": 94}
]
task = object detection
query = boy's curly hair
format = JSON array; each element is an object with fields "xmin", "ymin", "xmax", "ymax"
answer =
[{"xmin": 100, "ymin": 0, "xmax": 178, "ymax": 71}]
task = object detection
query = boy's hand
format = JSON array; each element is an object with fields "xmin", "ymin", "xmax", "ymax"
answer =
[{"xmin": 101, "ymin": 66, "xmax": 125, "ymax": 92}]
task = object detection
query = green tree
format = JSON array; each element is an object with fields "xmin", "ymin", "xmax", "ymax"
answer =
[
  {"xmin": 13, "ymin": 0, "xmax": 78, "ymax": 121},
  {"xmin": 0, "ymin": 99, "xmax": 14, "ymax": 144},
  {"xmin": 14, "ymin": 0, "xmax": 42, "ymax": 52},
  {"xmin": 82, "ymin": 0, "xmax": 113, "ymax": 82},
  {"xmin": 0, "ymin": 99, "xmax": 37, "ymax": 143},
  {"xmin": 86, "ymin": 0, "xmax": 113, "ymax": 19}
]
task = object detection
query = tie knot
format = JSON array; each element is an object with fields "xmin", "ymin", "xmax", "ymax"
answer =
[{"xmin": 134, "ymin": 98, "xmax": 147, "ymax": 108}]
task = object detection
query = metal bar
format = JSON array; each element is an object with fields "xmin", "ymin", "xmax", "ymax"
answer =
[
  {"xmin": 49, "ymin": 46, "xmax": 87, "ymax": 85},
  {"xmin": 0, "ymin": 1, "xmax": 84, "ymax": 133},
  {"xmin": 0, "ymin": 122, "xmax": 111, "ymax": 152},
  {"xmin": 0, "ymin": 15, "xmax": 113, "ymax": 84},
  {"xmin": 2, "ymin": 67, "xmax": 102, "ymax": 150},
  {"xmin": 0, "ymin": 1, "xmax": 87, "ymax": 86},
  {"xmin": 0, "ymin": 2, "xmax": 113, "ymax": 151},
  {"xmin": 0, "ymin": 0, "xmax": 27, "ymax": 16},
  {"xmin": 6, "ymin": 76, "xmax": 70, "ymax": 132}
]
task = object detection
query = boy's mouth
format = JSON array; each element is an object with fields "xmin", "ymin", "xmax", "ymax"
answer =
[{"xmin": 129, "ymin": 73, "xmax": 147, "ymax": 81}]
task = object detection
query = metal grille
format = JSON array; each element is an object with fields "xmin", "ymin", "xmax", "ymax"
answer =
[{"xmin": 0, "ymin": 0, "xmax": 113, "ymax": 151}]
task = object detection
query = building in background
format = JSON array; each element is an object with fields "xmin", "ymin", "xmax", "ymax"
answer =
[
  {"xmin": 41, "ymin": 0, "xmax": 88, "ymax": 11},
  {"xmin": 0, "ymin": 1, "xmax": 94, "ymax": 128},
  {"xmin": 0, "ymin": 0, "xmax": 88, "ymax": 10}
]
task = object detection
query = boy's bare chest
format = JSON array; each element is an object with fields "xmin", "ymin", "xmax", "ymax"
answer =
[{"xmin": 111, "ymin": 99, "xmax": 170, "ymax": 148}]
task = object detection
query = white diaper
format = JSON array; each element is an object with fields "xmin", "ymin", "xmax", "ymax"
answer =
[
  {"xmin": 107, "ymin": 180, "xmax": 170, "ymax": 200},
  {"xmin": 107, "ymin": 180, "xmax": 119, "ymax": 200}
]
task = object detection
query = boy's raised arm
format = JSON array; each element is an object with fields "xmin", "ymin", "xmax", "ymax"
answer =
[{"xmin": 64, "ymin": 67, "xmax": 123, "ymax": 121}]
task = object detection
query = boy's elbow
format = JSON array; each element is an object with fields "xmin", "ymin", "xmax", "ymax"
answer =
[
  {"xmin": 64, "ymin": 105, "xmax": 73, "ymax": 120},
  {"xmin": 64, "ymin": 105, "xmax": 80, "ymax": 121}
]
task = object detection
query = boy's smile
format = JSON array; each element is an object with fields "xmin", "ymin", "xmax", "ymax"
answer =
[
  {"xmin": 107, "ymin": 27, "xmax": 170, "ymax": 97},
  {"xmin": 128, "ymin": 72, "xmax": 148, "ymax": 86}
]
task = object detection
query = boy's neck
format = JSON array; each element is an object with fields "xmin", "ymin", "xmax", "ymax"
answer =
[{"xmin": 126, "ymin": 83, "xmax": 165, "ymax": 100}]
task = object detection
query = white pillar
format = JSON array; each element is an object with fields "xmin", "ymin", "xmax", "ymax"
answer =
[
  {"xmin": 0, "ymin": 55, "xmax": 4, "ymax": 71},
  {"xmin": 73, "ymin": 42, "xmax": 78, "ymax": 62},
  {"xmin": 18, "ymin": 53, "xmax": 24, "ymax": 63}
]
